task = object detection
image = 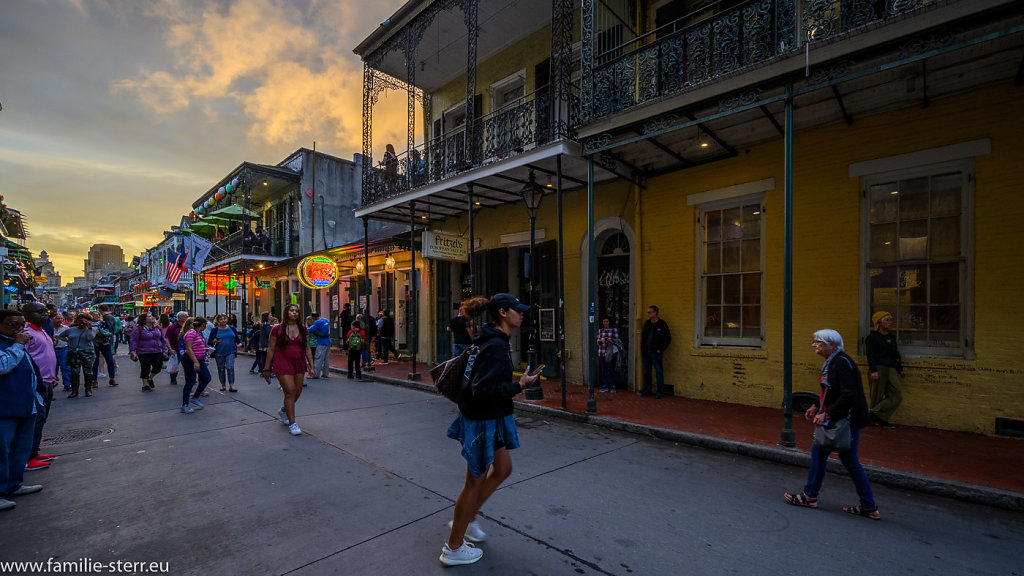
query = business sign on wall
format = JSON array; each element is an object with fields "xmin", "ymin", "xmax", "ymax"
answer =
[
  {"xmin": 422, "ymin": 231, "xmax": 469, "ymax": 263},
  {"xmin": 297, "ymin": 256, "xmax": 339, "ymax": 289}
]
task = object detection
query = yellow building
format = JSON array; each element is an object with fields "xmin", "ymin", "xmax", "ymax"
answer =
[{"xmin": 355, "ymin": 0, "xmax": 1024, "ymax": 435}]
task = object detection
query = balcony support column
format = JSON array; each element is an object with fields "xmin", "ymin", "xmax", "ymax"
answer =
[
  {"xmin": 408, "ymin": 201, "xmax": 420, "ymax": 381},
  {"xmin": 463, "ymin": 0, "xmax": 479, "ymax": 168},
  {"xmin": 580, "ymin": 0, "xmax": 595, "ymax": 124},
  {"xmin": 780, "ymin": 83, "xmax": 796, "ymax": 449},
  {"xmin": 362, "ymin": 61, "xmax": 374, "ymax": 205},
  {"xmin": 467, "ymin": 184, "xmax": 476, "ymax": 295}
]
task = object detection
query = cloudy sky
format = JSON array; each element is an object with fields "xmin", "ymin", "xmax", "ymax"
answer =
[{"xmin": 0, "ymin": 0, "xmax": 409, "ymax": 282}]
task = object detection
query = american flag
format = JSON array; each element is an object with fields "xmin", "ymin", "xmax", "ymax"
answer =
[{"xmin": 165, "ymin": 249, "xmax": 187, "ymax": 286}]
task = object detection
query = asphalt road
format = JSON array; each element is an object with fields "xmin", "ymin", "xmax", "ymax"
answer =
[{"xmin": 4, "ymin": 362, "xmax": 1022, "ymax": 576}]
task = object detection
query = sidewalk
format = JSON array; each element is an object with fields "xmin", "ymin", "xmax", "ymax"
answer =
[{"xmin": 324, "ymin": 349, "xmax": 1024, "ymax": 511}]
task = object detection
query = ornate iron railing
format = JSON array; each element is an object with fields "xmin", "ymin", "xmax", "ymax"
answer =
[
  {"xmin": 203, "ymin": 228, "xmax": 291, "ymax": 268},
  {"xmin": 362, "ymin": 87, "xmax": 571, "ymax": 206},
  {"xmin": 583, "ymin": 0, "xmax": 936, "ymax": 121}
]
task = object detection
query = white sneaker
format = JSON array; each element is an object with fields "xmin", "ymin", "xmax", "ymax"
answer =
[
  {"xmin": 439, "ymin": 541, "xmax": 482, "ymax": 566},
  {"xmin": 447, "ymin": 519, "xmax": 487, "ymax": 543},
  {"xmin": 289, "ymin": 422, "xmax": 302, "ymax": 436},
  {"xmin": 278, "ymin": 408, "xmax": 291, "ymax": 426}
]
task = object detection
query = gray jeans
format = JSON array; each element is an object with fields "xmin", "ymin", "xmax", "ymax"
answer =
[{"xmin": 313, "ymin": 345, "xmax": 331, "ymax": 378}]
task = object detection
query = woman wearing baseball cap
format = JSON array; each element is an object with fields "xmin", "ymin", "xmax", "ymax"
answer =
[{"xmin": 440, "ymin": 293, "xmax": 540, "ymax": 566}]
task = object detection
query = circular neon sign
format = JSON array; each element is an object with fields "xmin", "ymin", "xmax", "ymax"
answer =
[{"xmin": 297, "ymin": 256, "xmax": 338, "ymax": 289}]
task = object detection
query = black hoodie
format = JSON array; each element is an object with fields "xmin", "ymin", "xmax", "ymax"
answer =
[{"xmin": 458, "ymin": 324, "xmax": 522, "ymax": 420}]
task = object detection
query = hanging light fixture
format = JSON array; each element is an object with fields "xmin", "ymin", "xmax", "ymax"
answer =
[
  {"xmin": 355, "ymin": 260, "xmax": 364, "ymax": 274},
  {"xmin": 384, "ymin": 253, "xmax": 396, "ymax": 271}
]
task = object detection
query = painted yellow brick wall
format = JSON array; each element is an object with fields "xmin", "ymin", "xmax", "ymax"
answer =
[
  {"xmin": 424, "ymin": 82, "xmax": 1022, "ymax": 435},
  {"xmin": 430, "ymin": 26, "xmax": 554, "ymax": 124},
  {"xmin": 633, "ymin": 82, "xmax": 1024, "ymax": 434}
]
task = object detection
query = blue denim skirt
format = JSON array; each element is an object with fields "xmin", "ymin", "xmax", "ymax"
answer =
[{"xmin": 447, "ymin": 413, "xmax": 520, "ymax": 478}]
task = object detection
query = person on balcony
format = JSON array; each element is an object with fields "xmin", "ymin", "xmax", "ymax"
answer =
[{"xmin": 383, "ymin": 143, "xmax": 399, "ymax": 192}]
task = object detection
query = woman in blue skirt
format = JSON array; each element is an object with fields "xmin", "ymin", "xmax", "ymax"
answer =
[{"xmin": 440, "ymin": 293, "xmax": 541, "ymax": 567}]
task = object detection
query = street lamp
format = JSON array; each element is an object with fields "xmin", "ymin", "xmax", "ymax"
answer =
[{"xmin": 520, "ymin": 170, "xmax": 544, "ymax": 400}]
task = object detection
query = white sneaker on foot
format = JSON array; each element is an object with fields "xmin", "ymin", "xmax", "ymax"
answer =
[
  {"xmin": 439, "ymin": 541, "xmax": 482, "ymax": 566},
  {"xmin": 289, "ymin": 422, "xmax": 302, "ymax": 436},
  {"xmin": 278, "ymin": 408, "xmax": 291, "ymax": 426},
  {"xmin": 447, "ymin": 519, "xmax": 487, "ymax": 543}
]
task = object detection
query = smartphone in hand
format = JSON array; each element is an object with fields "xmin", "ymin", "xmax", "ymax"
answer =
[{"xmin": 528, "ymin": 364, "xmax": 545, "ymax": 377}]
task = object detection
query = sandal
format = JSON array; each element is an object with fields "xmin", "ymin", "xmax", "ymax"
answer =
[
  {"xmin": 843, "ymin": 505, "xmax": 881, "ymax": 520},
  {"xmin": 229, "ymin": 388, "xmax": 238, "ymax": 393},
  {"xmin": 784, "ymin": 492, "xmax": 818, "ymax": 508},
  {"xmin": 220, "ymin": 386, "xmax": 227, "ymax": 391}
]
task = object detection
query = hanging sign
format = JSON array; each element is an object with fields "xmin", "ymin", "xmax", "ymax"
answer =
[
  {"xmin": 297, "ymin": 256, "xmax": 338, "ymax": 289},
  {"xmin": 142, "ymin": 294, "xmax": 158, "ymax": 306},
  {"xmin": 254, "ymin": 278, "xmax": 273, "ymax": 289},
  {"xmin": 422, "ymin": 231, "xmax": 469, "ymax": 262}
]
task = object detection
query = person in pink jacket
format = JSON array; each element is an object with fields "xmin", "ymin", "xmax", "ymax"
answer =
[{"xmin": 129, "ymin": 312, "xmax": 168, "ymax": 393}]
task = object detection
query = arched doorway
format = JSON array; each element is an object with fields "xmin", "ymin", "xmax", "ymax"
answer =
[
  {"xmin": 580, "ymin": 219, "xmax": 637, "ymax": 390},
  {"xmin": 597, "ymin": 231, "xmax": 631, "ymax": 391}
]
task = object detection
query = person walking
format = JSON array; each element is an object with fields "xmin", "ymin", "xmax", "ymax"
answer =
[
  {"xmin": 305, "ymin": 316, "xmax": 318, "ymax": 381},
  {"xmin": 597, "ymin": 317, "xmax": 621, "ymax": 393},
  {"xmin": 784, "ymin": 329, "xmax": 880, "ymax": 520},
  {"xmin": 379, "ymin": 310, "xmax": 398, "ymax": 364},
  {"xmin": 0, "ymin": 309, "xmax": 44, "ymax": 512},
  {"xmin": 250, "ymin": 312, "xmax": 270, "ymax": 374},
  {"xmin": 639, "ymin": 305, "xmax": 671, "ymax": 398},
  {"xmin": 22, "ymin": 303, "xmax": 57, "ymax": 472},
  {"xmin": 129, "ymin": 312, "xmax": 167, "ymax": 392},
  {"xmin": 310, "ymin": 311, "xmax": 332, "ymax": 379},
  {"xmin": 180, "ymin": 317, "xmax": 212, "ymax": 414},
  {"xmin": 165, "ymin": 312, "xmax": 187, "ymax": 386},
  {"xmin": 447, "ymin": 305, "xmax": 474, "ymax": 359},
  {"xmin": 60, "ymin": 314, "xmax": 97, "ymax": 398},
  {"xmin": 867, "ymin": 311, "xmax": 904, "ymax": 428},
  {"xmin": 345, "ymin": 320, "xmax": 365, "ymax": 379},
  {"xmin": 263, "ymin": 304, "xmax": 314, "ymax": 436},
  {"xmin": 92, "ymin": 307, "xmax": 117, "ymax": 387},
  {"xmin": 208, "ymin": 314, "xmax": 239, "ymax": 392},
  {"xmin": 440, "ymin": 294, "xmax": 541, "ymax": 566},
  {"xmin": 361, "ymin": 309, "xmax": 377, "ymax": 369},
  {"xmin": 53, "ymin": 312, "xmax": 72, "ymax": 392}
]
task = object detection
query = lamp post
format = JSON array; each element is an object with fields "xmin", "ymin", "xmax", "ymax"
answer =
[{"xmin": 520, "ymin": 170, "xmax": 544, "ymax": 401}]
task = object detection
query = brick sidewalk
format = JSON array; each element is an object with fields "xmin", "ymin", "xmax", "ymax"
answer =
[{"xmin": 323, "ymin": 349, "xmax": 1024, "ymax": 497}]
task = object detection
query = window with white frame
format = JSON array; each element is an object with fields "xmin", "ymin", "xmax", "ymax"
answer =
[
  {"xmin": 862, "ymin": 159, "xmax": 972, "ymax": 357},
  {"xmin": 490, "ymin": 71, "xmax": 525, "ymax": 112},
  {"xmin": 696, "ymin": 194, "xmax": 764, "ymax": 347}
]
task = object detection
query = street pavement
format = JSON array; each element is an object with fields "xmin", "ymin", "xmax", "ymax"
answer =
[{"xmin": 3, "ymin": 356, "xmax": 1023, "ymax": 576}]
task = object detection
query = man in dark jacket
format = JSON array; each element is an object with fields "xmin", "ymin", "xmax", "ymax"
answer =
[
  {"xmin": 0, "ymin": 309, "xmax": 44, "ymax": 511},
  {"xmin": 639, "ymin": 305, "xmax": 671, "ymax": 398}
]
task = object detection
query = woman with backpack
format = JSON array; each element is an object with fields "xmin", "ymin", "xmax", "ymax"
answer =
[
  {"xmin": 440, "ymin": 294, "xmax": 541, "ymax": 566},
  {"xmin": 209, "ymin": 314, "xmax": 240, "ymax": 392},
  {"xmin": 263, "ymin": 304, "xmax": 314, "ymax": 436},
  {"xmin": 129, "ymin": 312, "xmax": 168, "ymax": 392},
  {"xmin": 345, "ymin": 320, "xmax": 366, "ymax": 379}
]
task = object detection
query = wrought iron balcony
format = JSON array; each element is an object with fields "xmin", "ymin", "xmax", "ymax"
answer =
[
  {"xmin": 202, "ymin": 229, "xmax": 293, "ymax": 268},
  {"xmin": 362, "ymin": 87, "xmax": 571, "ymax": 206},
  {"xmin": 582, "ymin": 0, "xmax": 938, "ymax": 122}
]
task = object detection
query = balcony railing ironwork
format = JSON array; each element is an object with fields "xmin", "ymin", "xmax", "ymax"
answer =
[
  {"xmin": 585, "ymin": 0, "xmax": 936, "ymax": 120},
  {"xmin": 203, "ymin": 229, "xmax": 290, "ymax": 268},
  {"xmin": 362, "ymin": 87, "xmax": 570, "ymax": 206}
]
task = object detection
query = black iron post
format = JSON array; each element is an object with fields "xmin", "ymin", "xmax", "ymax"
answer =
[
  {"xmin": 781, "ymin": 83, "xmax": 796, "ymax": 448},
  {"xmin": 363, "ymin": 217, "xmax": 374, "ymax": 373},
  {"xmin": 522, "ymin": 171, "xmax": 543, "ymax": 401},
  {"xmin": 408, "ymin": 201, "xmax": 420, "ymax": 380},
  {"xmin": 586, "ymin": 157, "xmax": 597, "ymax": 414}
]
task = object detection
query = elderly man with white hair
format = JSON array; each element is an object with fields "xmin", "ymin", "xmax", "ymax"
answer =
[
  {"xmin": 784, "ymin": 329, "xmax": 880, "ymax": 521},
  {"xmin": 164, "ymin": 312, "xmax": 189, "ymax": 386}
]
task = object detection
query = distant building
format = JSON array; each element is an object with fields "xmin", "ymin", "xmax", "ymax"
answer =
[
  {"xmin": 33, "ymin": 250, "xmax": 61, "ymax": 303},
  {"xmin": 84, "ymin": 243, "xmax": 130, "ymax": 283}
]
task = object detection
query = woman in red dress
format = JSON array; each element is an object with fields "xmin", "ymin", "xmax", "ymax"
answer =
[{"xmin": 262, "ymin": 304, "xmax": 314, "ymax": 436}]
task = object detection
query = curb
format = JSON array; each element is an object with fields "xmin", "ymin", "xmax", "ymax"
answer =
[{"xmin": 368, "ymin": 372, "xmax": 1024, "ymax": 512}]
